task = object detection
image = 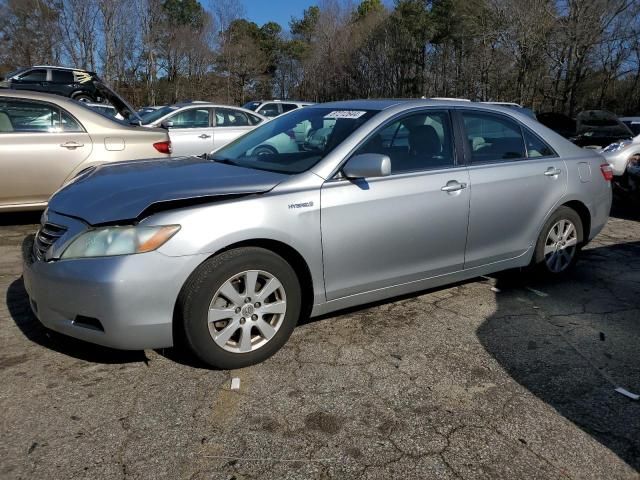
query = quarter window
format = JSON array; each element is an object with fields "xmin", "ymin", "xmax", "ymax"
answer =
[
  {"xmin": 169, "ymin": 108, "xmax": 210, "ymax": 129},
  {"xmin": 60, "ymin": 110, "xmax": 84, "ymax": 132},
  {"xmin": 461, "ymin": 112, "xmax": 526, "ymax": 163},
  {"xmin": 355, "ymin": 111, "xmax": 455, "ymax": 174},
  {"xmin": 523, "ymin": 128, "xmax": 555, "ymax": 158}
]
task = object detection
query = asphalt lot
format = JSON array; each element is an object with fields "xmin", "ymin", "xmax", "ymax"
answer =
[{"xmin": 1, "ymin": 207, "xmax": 639, "ymax": 480}]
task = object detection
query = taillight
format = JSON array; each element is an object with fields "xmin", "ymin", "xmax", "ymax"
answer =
[
  {"xmin": 600, "ymin": 163, "xmax": 613, "ymax": 181},
  {"xmin": 153, "ymin": 140, "xmax": 171, "ymax": 154}
]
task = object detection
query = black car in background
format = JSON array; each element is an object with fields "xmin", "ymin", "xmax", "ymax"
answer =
[
  {"xmin": 538, "ymin": 110, "xmax": 633, "ymax": 148},
  {"xmin": 0, "ymin": 66, "xmax": 104, "ymax": 103}
]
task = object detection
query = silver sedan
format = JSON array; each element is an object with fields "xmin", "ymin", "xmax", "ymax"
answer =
[
  {"xmin": 23, "ymin": 100, "xmax": 612, "ymax": 369},
  {"xmin": 139, "ymin": 103, "xmax": 267, "ymax": 156}
]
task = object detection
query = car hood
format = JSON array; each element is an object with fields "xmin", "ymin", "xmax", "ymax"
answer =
[{"xmin": 48, "ymin": 157, "xmax": 288, "ymax": 225}]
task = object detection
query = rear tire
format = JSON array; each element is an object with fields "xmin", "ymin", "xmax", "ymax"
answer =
[
  {"xmin": 532, "ymin": 206, "xmax": 583, "ymax": 276},
  {"xmin": 179, "ymin": 247, "xmax": 301, "ymax": 369}
]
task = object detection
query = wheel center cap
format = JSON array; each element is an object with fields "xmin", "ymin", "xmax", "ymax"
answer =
[{"xmin": 241, "ymin": 304, "xmax": 255, "ymax": 317}]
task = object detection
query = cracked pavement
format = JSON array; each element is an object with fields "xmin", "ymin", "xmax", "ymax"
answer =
[{"xmin": 1, "ymin": 207, "xmax": 639, "ymax": 479}]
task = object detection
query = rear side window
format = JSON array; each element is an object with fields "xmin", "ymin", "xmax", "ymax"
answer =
[
  {"xmin": 523, "ymin": 128, "xmax": 555, "ymax": 158},
  {"xmin": 216, "ymin": 108, "xmax": 250, "ymax": 127},
  {"xmin": 169, "ymin": 108, "xmax": 210, "ymax": 129},
  {"xmin": 18, "ymin": 69, "xmax": 46, "ymax": 82},
  {"xmin": 281, "ymin": 103, "xmax": 298, "ymax": 113},
  {"xmin": 0, "ymin": 99, "xmax": 58, "ymax": 133},
  {"xmin": 356, "ymin": 110, "xmax": 455, "ymax": 174},
  {"xmin": 462, "ymin": 111, "xmax": 526, "ymax": 163},
  {"xmin": 52, "ymin": 70, "xmax": 75, "ymax": 83}
]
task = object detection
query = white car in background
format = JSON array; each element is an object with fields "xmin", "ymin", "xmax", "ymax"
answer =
[
  {"xmin": 139, "ymin": 103, "xmax": 266, "ymax": 157},
  {"xmin": 243, "ymin": 99, "xmax": 314, "ymax": 118}
]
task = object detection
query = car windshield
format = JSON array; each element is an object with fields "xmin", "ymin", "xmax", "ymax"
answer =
[
  {"xmin": 210, "ymin": 107, "xmax": 379, "ymax": 174},
  {"xmin": 242, "ymin": 101, "xmax": 261, "ymax": 111},
  {"xmin": 139, "ymin": 105, "xmax": 180, "ymax": 125},
  {"xmin": 3, "ymin": 68, "xmax": 28, "ymax": 80}
]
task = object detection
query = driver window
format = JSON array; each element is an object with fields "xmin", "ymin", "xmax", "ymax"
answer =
[{"xmin": 356, "ymin": 111, "xmax": 455, "ymax": 174}]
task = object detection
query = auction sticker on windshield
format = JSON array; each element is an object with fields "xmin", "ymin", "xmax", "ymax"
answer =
[{"xmin": 324, "ymin": 110, "xmax": 367, "ymax": 119}]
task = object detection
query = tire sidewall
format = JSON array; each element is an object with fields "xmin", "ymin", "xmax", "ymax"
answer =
[
  {"xmin": 182, "ymin": 247, "xmax": 301, "ymax": 369},
  {"xmin": 72, "ymin": 93, "xmax": 93, "ymax": 102},
  {"xmin": 534, "ymin": 206, "xmax": 583, "ymax": 275}
]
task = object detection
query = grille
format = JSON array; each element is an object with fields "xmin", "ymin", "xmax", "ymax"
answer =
[{"xmin": 34, "ymin": 222, "xmax": 67, "ymax": 261}]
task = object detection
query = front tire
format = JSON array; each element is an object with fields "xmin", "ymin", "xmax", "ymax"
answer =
[
  {"xmin": 532, "ymin": 206, "xmax": 583, "ymax": 276},
  {"xmin": 179, "ymin": 247, "xmax": 301, "ymax": 369}
]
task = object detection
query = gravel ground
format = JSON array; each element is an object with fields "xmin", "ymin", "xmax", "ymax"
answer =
[{"xmin": 1, "ymin": 207, "xmax": 639, "ymax": 480}]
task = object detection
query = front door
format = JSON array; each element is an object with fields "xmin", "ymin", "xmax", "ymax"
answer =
[
  {"xmin": 0, "ymin": 99, "xmax": 92, "ymax": 206},
  {"xmin": 458, "ymin": 110, "xmax": 568, "ymax": 268},
  {"xmin": 165, "ymin": 107, "xmax": 214, "ymax": 157},
  {"xmin": 11, "ymin": 68, "xmax": 49, "ymax": 94},
  {"xmin": 321, "ymin": 109, "xmax": 470, "ymax": 300}
]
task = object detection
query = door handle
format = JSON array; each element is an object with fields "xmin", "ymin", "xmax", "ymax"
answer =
[
  {"xmin": 441, "ymin": 181, "xmax": 467, "ymax": 192},
  {"xmin": 60, "ymin": 141, "xmax": 84, "ymax": 149},
  {"xmin": 544, "ymin": 167, "xmax": 561, "ymax": 176},
  {"xmin": 198, "ymin": 134, "xmax": 211, "ymax": 139}
]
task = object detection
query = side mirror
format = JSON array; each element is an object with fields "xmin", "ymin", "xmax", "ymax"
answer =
[
  {"xmin": 160, "ymin": 120, "xmax": 173, "ymax": 129},
  {"xmin": 342, "ymin": 153, "xmax": 391, "ymax": 179}
]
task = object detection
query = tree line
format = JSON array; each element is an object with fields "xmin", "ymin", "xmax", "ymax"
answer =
[{"xmin": 1, "ymin": 0, "xmax": 639, "ymax": 115}]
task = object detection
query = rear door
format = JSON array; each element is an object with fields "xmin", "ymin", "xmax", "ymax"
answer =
[
  {"xmin": 165, "ymin": 107, "xmax": 214, "ymax": 156},
  {"xmin": 212, "ymin": 108, "xmax": 258, "ymax": 150},
  {"xmin": 0, "ymin": 98, "xmax": 92, "ymax": 206},
  {"xmin": 458, "ymin": 109, "xmax": 567, "ymax": 268},
  {"xmin": 51, "ymin": 69, "xmax": 76, "ymax": 97},
  {"xmin": 321, "ymin": 109, "xmax": 470, "ymax": 300}
]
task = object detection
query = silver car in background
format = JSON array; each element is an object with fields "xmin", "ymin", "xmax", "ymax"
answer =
[
  {"xmin": 0, "ymin": 90, "xmax": 171, "ymax": 211},
  {"xmin": 139, "ymin": 102, "xmax": 266, "ymax": 156},
  {"xmin": 23, "ymin": 100, "xmax": 612, "ymax": 369}
]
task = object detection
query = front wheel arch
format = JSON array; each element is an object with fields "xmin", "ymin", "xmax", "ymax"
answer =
[{"xmin": 172, "ymin": 239, "xmax": 314, "ymax": 348}]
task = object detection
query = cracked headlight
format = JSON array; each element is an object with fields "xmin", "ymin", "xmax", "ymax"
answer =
[
  {"xmin": 602, "ymin": 140, "xmax": 632, "ymax": 153},
  {"xmin": 61, "ymin": 225, "xmax": 180, "ymax": 259}
]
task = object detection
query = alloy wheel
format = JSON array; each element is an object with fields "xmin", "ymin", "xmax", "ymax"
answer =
[
  {"xmin": 207, "ymin": 270, "xmax": 287, "ymax": 353},
  {"xmin": 544, "ymin": 219, "xmax": 578, "ymax": 273}
]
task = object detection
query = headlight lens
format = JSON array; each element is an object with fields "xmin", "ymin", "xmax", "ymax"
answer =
[
  {"xmin": 602, "ymin": 140, "xmax": 632, "ymax": 153},
  {"xmin": 61, "ymin": 225, "xmax": 180, "ymax": 259}
]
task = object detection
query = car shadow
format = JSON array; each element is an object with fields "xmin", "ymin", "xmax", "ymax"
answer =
[
  {"xmin": 610, "ymin": 201, "xmax": 639, "ymax": 221},
  {"xmin": 6, "ymin": 278, "xmax": 149, "ymax": 365},
  {"xmin": 477, "ymin": 241, "xmax": 640, "ymax": 472},
  {"xmin": 0, "ymin": 210, "xmax": 42, "ymax": 226}
]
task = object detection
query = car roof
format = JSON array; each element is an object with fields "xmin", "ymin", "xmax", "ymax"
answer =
[
  {"xmin": 309, "ymin": 98, "xmax": 507, "ymax": 110},
  {"xmin": 31, "ymin": 65, "xmax": 89, "ymax": 72},
  {"xmin": 0, "ymin": 89, "xmax": 83, "ymax": 104},
  {"xmin": 251, "ymin": 100, "xmax": 313, "ymax": 104}
]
